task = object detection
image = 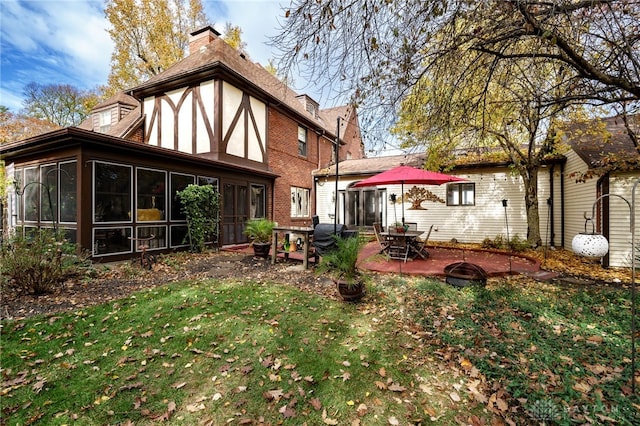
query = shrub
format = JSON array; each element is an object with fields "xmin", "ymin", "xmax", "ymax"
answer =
[
  {"xmin": 178, "ymin": 184, "xmax": 220, "ymax": 252},
  {"xmin": 1, "ymin": 229, "xmax": 91, "ymax": 295},
  {"xmin": 481, "ymin": 234, "xmax": 530, "ymax": 252}
]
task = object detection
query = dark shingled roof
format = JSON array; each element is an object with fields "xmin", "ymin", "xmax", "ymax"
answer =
[
  {"xmin": 314, "ymin": 153, "xmax": 427, "ymax": 177},
  {"xmin": 563, "ymin": 115, "xmax": 639, "ymax": 167},
  {"xmin": 128, "ymin": 31, "xmax": 343, "ymax": 136}
]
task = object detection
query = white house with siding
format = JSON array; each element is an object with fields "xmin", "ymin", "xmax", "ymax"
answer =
[{"xmin": 314, "ymin": 115, "xmax": 639, "ymax": 268}]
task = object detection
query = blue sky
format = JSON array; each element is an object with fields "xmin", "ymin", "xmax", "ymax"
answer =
[{"xmin": 0, "ymin": 0, "xmax": 289, "ymax": 113}]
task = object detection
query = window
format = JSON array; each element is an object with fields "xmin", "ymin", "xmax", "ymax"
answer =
[
  {"xmin": 447, "ymin": 183, "xmax": 475, "ymax": 206},
  {"xmin": 59, "ymin": 161, "xmax": 77, "ymax": 223},
  {"xmin": 198, "ymin": 176, "xmax": 218, "ymax": 188},
  {"xmin": 290, "ymin": 187, "xmax": 310, "ymax": 217},
  {"xmin": 23, "ymin": 167, "xmax": 38, "ymax": 221},
  {"xmin": 99, "ymin": 110, "xmax": 111, "ymax": 132},
  {"xmin": 94, "ymin": 162, "xmax": 132, "ymax": 223},
  {"xmin": 170, "ymin": 173, "xmax": 195, "ymax": 221},
  {"xmin": 13, "ymin": 161, "xmax": 77, "ymax": 225},
  {"xmin": 136, "ymin": 168, "xmax": 166, "ymax": 221},
  {"xmin": 93, "ymin": 226, "xmax": 132, "ymax": 256},
  {"xmin": 297, "ymin": 126, "xmax": 307, "ymax": 156},
  {"xmin": 40, "ymin": 164, "xmax": 58, "ymax": 222},
  {"xmin": 250, "ymin": 184, "xmax": 266, "ymax": 218}
]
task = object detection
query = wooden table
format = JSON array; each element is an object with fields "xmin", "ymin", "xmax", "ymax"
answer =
[
  {"xmin": 271, "ymin": 226, "xmax": 315, "ymax": 269},
  {"xmin": 381, "ymin": 230, "xmax": 423, "ymax": 262}
]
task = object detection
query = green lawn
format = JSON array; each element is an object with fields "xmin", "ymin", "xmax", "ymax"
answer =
[{"xmin": 1, "ymin": 272, "xmax": 638, "ymax": 425}]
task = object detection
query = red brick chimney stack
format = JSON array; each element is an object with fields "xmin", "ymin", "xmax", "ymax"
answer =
[{"xmin": 189, "ymin": 26, "xmax": 220, "ymax": 55}]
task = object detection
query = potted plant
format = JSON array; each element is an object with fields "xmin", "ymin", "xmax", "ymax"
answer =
[
  {"xmin": 244, "ymin": 218, "xmax": 275, "ymax": 258},
  {"xmin": 393, "ymin": 222, "xmax": 408, "ymax": 233},
  {"xmin": 316, "ymin": 234, "xmax": 365, "ymax": 301}
]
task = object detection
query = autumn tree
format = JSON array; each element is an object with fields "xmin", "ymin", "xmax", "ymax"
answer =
[
  {"xmin": 222, "ymin": 22, "xmax": 247, "ymax": 55},
  {"xmin": 271, "ymin": 0, "xmax": 639, "ymax": 245},
  {"xmin": 271, "ymin": 1, "xmax": 639, "ymax": 142},
  {"xmin": 104, "ymin": 0, "xmax": 209, "ymax": 94},
  {"xmin": 0, "ymin": 106, "xmax": 61, "ymax": 144},
  {"xmin": 21, "ymin": 82, "xmax": 98, "ymax": 127}
]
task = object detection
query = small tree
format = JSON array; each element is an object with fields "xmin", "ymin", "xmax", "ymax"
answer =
[{"xmin": 177, "ymin": 184, "xmax": 220, "ymax": 252}]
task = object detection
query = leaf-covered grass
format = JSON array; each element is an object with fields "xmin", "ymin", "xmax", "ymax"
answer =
[
  {"xmin": 3, "ymin": 267, "xmax": 639, "ymax": 425},
  {"xmin": 407, "ymin": 277, "xmax": 640, "ymax": 424},
  {"xmin": 1, "ymin": 278, "xmax": 481, "ymax": 425}
]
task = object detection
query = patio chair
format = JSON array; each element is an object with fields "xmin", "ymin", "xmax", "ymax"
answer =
[
  {"xmin": 411, "ymin": 225, "xmax": 433, "ymax": 259},
  {"xmin": 387, "ymin": 237, "xmax": 410, "ymax": 262},
  {"xmin": 372, "ymin": 222, "xmax": 391, "ymax": 254},
  {"xmin": 404, "ymin": 222, "xmax": 418, "ymax": 231}
]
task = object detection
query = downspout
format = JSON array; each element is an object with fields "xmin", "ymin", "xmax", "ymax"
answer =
[
  {"xmin": 560, "ymin": 162, "xmax": 565, "ymax": 248},
  {"xmin": 548, "ymin": 165, "xmax": 555, "ymax": 247},
  {"xmin": 599, "ymin": 175, "xmax": 611, "ymax": 268}
]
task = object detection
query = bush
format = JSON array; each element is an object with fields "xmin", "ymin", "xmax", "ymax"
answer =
[
  {"xmin": 0, "ymin": 229, "xmax": 91, "ymax": 295},
  {"xmin": 481, "ymin": 234, "xmax": 530, "ymax": 252},
  {"xmin": 177, "ymin": 184, "xmax": 220, "ymax": 252}
]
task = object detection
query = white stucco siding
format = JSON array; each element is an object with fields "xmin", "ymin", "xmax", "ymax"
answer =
[
  {"xmin": 196, "ymin": 80, "xmax": 215, "ymax": 154},
  {"xmin": 144, "ymin": 97, "xmax": 158, "ymax": 146},
  {"xmin": 608, "ymin": 173, "xmax": 639, "ymax": 268},
  {"xmin": 160, "ymin": 97, "xmax": 175, "ymax": 150},
  {"xmin": 176, "ymin": 90, "xmax": 193, "ymax": 153},
  {"xmin": 563, "ymin": 150, "xmax": 597, "ymax": 251},
  {"xmin": 248, "ymin": 97, "xmax": 266, "ymax": 162},
  {"xmin": 222, "ymin": 82, "xmax": 245, "ymax": 158}
]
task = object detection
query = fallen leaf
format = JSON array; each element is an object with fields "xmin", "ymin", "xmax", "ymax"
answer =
[
  {"xmin": 572, "ymin": 381, "xmax": 592, "ymax": 393},
  {"xmin": 388, "ymin": 416, "xmax": 400, "ymax": 425},
  {"xmin": 357, "ymin": 403, "xmax": 368, "ymax": 416},
  {"xmin": 309, "ymin": 397, "xmax": 322, "ymax": 410},
  {"xmin": 449, "ymin": 391, "xmax": 461, "ymax": 402},
  {"xmin": 375, "ymin": 381, "xmax": 387, "ymax": 390},
  {"xmin": 322, "ymin": 408, "xmax": 338, "ymax": 425},
  {"xmin": 388, "ymin": 383, "xmax": 406, "ymax": 392},
  {"xmin": 186, "ymin": 403, "xmax": 205, "ymax": 412}
]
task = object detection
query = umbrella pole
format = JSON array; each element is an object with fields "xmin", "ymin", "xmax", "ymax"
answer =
[{"xmin": 401, "ymin": 181, "xmax": 405, "ymax": 226}]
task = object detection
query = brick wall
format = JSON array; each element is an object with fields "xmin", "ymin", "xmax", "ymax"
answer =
[{"xmin": 269, "ymin": 109, "xmax": 331, "ymax": 227}]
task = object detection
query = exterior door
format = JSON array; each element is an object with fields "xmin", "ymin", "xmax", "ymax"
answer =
[
  {"xmin": 222, "ymin": 183, "xmax": 249, "ymax": 244},
  {"xmin": 345, "ymin": 188, "xmax": 386, "ymax": 228}
]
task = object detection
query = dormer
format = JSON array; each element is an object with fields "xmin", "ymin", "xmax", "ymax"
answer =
[
  {"xmin": 87, "ymin": 93, "xmax": 139, "ymax": 134},
  {"xmin": 296, "ymin": 94, "xmax": 320, "ymax": 119}
]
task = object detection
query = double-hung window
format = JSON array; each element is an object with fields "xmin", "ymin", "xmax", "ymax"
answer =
[
  {"xmin": 290, "ymin": 186, "xmax": 309, "ymax": 217},
  {"xmin": 298, "ymin": 126, "xmax": 307, "ymax": 156},
  {"xmin": 447, "ymin": 183, "xmax": 475, "ymax": 206}
]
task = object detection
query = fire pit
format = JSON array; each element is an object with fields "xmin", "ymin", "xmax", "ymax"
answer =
[{"xmin": 444, "ymin": 262, "xmax": 488, "ymax": 288}]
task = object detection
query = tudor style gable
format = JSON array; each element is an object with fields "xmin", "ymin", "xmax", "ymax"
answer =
[{"xmin": 133, "ymin": 27, "xmax": 270, "ymax": 169}]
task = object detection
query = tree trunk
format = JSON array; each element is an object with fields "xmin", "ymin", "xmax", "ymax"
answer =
[{"xmin": 521, "ymin": 167, "xmax": 542, "ymax": 247}]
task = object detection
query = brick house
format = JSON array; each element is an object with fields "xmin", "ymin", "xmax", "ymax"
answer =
[{"xmin": 1, "ymin": 26, "xmax": 364, "ymax": 261}]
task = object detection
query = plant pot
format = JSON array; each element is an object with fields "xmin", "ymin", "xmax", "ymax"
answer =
[
  {"xmin": 252, "ymin": 242, "xmax": 272, "ymax": 258},
  {"xmin": 336, "ymin": 279, "xmax": 365, "ymax": 302},
  {"xmin": 395, "ymin": 227, "xmax": 406, "ymax": 233}
]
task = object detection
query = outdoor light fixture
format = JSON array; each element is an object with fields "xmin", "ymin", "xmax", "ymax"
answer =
[
  {"xmin": 571, "ymin": 217, "xmax": 609, "ymax": 259},
  {"xmin": 572, "ymin": 179, "xmax": 638, "ymax": 394},
  {"xmin": 502, "ymin": 199, "xmax": 512, "ymax": 273}
]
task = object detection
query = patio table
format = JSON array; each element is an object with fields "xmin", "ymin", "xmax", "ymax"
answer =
[{"xmin": 380, "ymin": 230, "xmax": 423, "ymax": 262}]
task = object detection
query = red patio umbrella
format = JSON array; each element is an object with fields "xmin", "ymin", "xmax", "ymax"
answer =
[{"xmin": 352, "ymin": 165, "xmax": 465, "ymax": 225}]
